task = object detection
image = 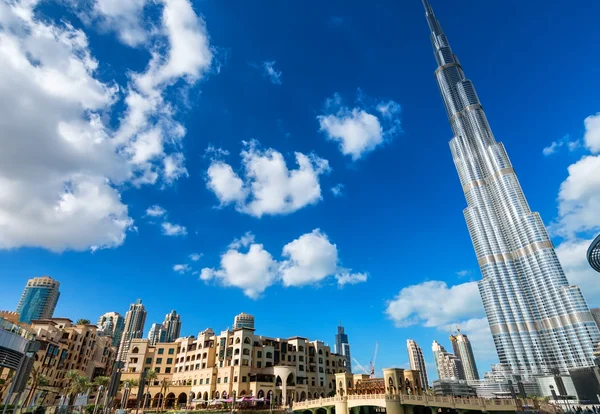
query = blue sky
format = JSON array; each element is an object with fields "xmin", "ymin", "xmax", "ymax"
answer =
[{"xmin": 1, "ymin": 0, "xmax": 600, "ymax": 382}]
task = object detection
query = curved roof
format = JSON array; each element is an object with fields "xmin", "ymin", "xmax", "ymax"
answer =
[{"xmin": 588, "ymin": 234, "xmax": 600, "ymax": 273}]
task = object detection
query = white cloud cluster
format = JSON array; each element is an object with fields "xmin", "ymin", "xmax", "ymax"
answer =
[
  {"xmin": 262, "ymin": 61, "xmax": 282, "ymax": 85},
  {"xmin": 542, "ymin": 134, "xmax": 580, "ymax": 156},
  {"xmin": 173, "ymin": 263, "xmax": 191, "ymax": 273},
  {"xmin": 189, "ymin": 253, "xmax": 203, "ymax": 261},
  {"xmin": 584, "ymin": 113, "xmax": 600, "ymax": 153},
  {"xmin": 318, "ymin": 93, "xmax": 401, "ymax": 160},
  {"xmin": 206, "ymin": 142, "xmax": 330, "ymax": 217},
  {"xmin": 0, "ymin": 0, "xmax": 212, "ymax": 252},
  {"xmin": 556, "ymin": 239, "xmax": 600, "ymax": 306},
  {"xmin": 200, "ymin": 229, "xmax": 367, "ymax": 298},
  {"xmin": 331, "ymin": 184, "xmax": 344, "ymax": 197},
  {"xmin": 144, "ymin": 205, "xmax": 187, "ymax": 236},
  {"xmin": 91, "ymin": 0, "xmax": 149, "ymax": 47},
  {"xmin": 146, "ymin": 205, "xmax": 167, "ymax": 217}
]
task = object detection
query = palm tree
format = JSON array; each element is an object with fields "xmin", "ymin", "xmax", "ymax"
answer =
[
  {"xmin": 0, "ymin": 371, "xmax": 14, "ymax": 401},
  {"xmin": 25, "ymin": 367, "xmax": 50, "ymax": 407},
  {"xmin": 65, "ymin": 371, "xmax": 91, "ymax": 406},
  {"xmin": 75, "ymin": 319, "xmax": 91, "ymax": 325},
  {"xmin": 159, "ymin": 378, "xmax": 170, "ymax": 410},
  {"xmin": 143, "ymin": 370, "xmax": 157, "ymax": 408}
]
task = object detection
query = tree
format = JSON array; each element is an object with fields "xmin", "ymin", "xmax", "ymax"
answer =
[
  {"xmin": 25, "ymin": 367, "xmax": 50, "ymax": 407},
  {"xmin": 142, "ymin": 371, "xmax": 157, "ymax": 408},
  {"xmin": 75, "ymin": 319, "xmax": 91, "ymax": 325},
  {"xmin": 159, "ymin": 378, "xmax": 170, "ymax": 410},
  {"xmin": 65, "ymin": 371, "xmax": 91, "ymax": 406},
  {"xmin": 93, "ymin": 376, "xmax": 110, "ymax": 389}
]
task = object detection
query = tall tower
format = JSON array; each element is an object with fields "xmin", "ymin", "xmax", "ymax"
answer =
[
  {"xmin": 148, "ymin": 323, "xmax": 165, "ymax": 346},
  {"xmin": 450, "ymin": 330, "xmax": 479, "ymax": 380},
  {"xmin": 16, "ymin": 276, "xmax": 60, "ymax": 323},
  {"xmin": 161, "ymin": 310, "xmax": 182, "ymax": 342},
  {"xmin": 422, "ymin": 0, "xmax": 600, "ymax": 376},
  {"xmin": 335, "ymin": 323, "xmax": 352, "ymax": 373},
  {"xmin": 118, "ymin": 299, "xmax": 147, "ymax": 362},
  {"xmin": 432, "ymin": 340, "xmax": 463, "ymax": 380},
  {"xmin": 407, "ymin": 339, "xmax": 429, "ymax": 388},
  {"xmin": 233, "ymin": 312, "xmax": 255, "ymax": 330},
  {"xmin": 97, "ymin": 312, "xmax": 125, "ymax": 347}
]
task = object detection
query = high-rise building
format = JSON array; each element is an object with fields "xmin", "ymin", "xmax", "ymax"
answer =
[
  {"xmin": 432, "ymin": 340, "xmax": 464, "ymax": 380},
  {"xmin": 407, "ymin": 339, "xmax": 429, "ymax": 388},
  {"xmin": 233, "ymin": 312, "xmax": 255, "ymax": 330},
  {"xmin": 588, "ymin": 235, "xmax": 600, "ymax": 273},
  {"xmin": 162, "ymin": 310, "xmax": 182, "ymax": 342},
  {"xmin": 148, "ymin": 323, "xmax": 165, "ymax": 346},
  {"xmin": 450, "ymin": 330, "xmax": 479, "ymax": 381},
  {"xmin": 97, "ymin": 312, "xmax": 125, "ymax": 347},
  {"xmin": 118, "ymin": 299, "xmax": 147, "ymax": 362},
  {"xmin": 422, "ymin": 0, "xmax": 600, "ymax": 376},
  {"xmin": 16, "ymin": 276, "xmax": 60, "ymax": 323},
  {"xmin": 335, "ymin": 323, "xmax": 352, "ymax": 373}
]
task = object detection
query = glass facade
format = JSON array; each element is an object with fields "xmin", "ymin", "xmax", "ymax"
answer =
[
  {"xmin": 335, "ymin": 324, "xmax": 352, "ymax": 373},
  {"xmin": 588, "ymin": 234, "xmax": 600, "ymax": 273},
  {"xmin": 423, "ymin": 0, "xmax": 600, "ymax": 376},
  {"xmin": 16, "ymin": 276, "xmax": 60, "ymax": 323}
]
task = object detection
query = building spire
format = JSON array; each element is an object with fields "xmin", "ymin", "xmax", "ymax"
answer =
[{"xmin": 421, "ymin": 0, "xmax": 434, "ymax": 15}]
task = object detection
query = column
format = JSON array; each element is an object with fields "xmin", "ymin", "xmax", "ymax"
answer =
[
  {"xmin": 385, "ymin": 399, "xmax": 405, "ymax": 414},
  {"xmin": 335, "ymin": 398, "xmax": 349, "ymax": 414}
]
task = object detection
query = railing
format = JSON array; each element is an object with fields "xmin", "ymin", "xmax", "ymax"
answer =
[{"xmin": 0, "ymin": 318, "xmax": 36, "ymax": 341}]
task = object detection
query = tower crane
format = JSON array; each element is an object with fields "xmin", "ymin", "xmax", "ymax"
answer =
[
  {"xmin": 352, "ymin": 358, "xmax": 370, "ymax": 375},
  {"xmin": 369, "ymin": 342, "xmax": 378, "ymax": 378}
]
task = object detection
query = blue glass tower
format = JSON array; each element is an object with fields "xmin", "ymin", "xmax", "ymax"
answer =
[
  {"xmin": 16, "ymin": 276, "xmax": 60, "ymax": 323},
  {"xmin": 423, "ymin": 0, "xmax": 600, "ymax": 376}
]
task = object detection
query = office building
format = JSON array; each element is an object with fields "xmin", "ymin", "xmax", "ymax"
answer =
[
  {"xmin": 335, "ymin": 323, "xmax": 352, "ymax": 373},
  {"xmin": 233, "ymin": 312, "xmax": 255, "ymax": 330},
  {"xmin": 97, "ymin": 311, "xmax": 125, "ymax": 347},
  {"xmin": 450, "ymin": 330, "xmax": 479, "ymax": 380},
  {"xmin": 422, "ymin": 0, "xmax": 600, "ymax": 376},
  {"xmin": 16, "ymin": 276, "xmax": 60, "ymax": 323},
  {"xmin": 432, "ymin": 379, "xmax": 476, "ymax": 397},
  {"xmin": 407, "ymin": 339, "xmax": 429, "ymax": 389},
  {"xmin": 162, "ymin": 310, "xmax": 182, "ymax": 342},
  {"xmin": 118, "ymin": 299, "xmax": 147, "ymax": 362},
  {"xmin": 148, "ymin": 323, "xmax": 165, "ymax": 346},
  {"xmin": 589, "ymin": 234, "xmax": 600, "ymax": 273},
  {"xmin": 432, "ymin": 340, "xmax": 463, "ymax": 380}
]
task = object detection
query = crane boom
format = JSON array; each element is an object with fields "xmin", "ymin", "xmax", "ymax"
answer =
[
  {"xmin": 352, "ymin": 358, "xmax": 370, "ymax": 375},
  {"xmin": 369, "ymin": 342, "xmax": 379, "ymax": 378}
]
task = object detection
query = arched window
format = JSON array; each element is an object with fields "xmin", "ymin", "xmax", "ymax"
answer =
[
  {"xmin": 318, "ymin": 349, "xmax": 323, "ymax": 355},
  {"xmin": 234, "ymin": 349, "xmax": 240, "ymax": 355},
  {"xmin": 243, "ymin": 349, "xmax": 250, "ymax": 355},
  {"xmin": 244, "ymin": 337, "xmax": 251, "ymax": 344},
  {"xmin": 132, "ymin": 347, "xmax": 139, "ymax": 354},
  {"xmin": 235, "ymin": 338, "xmax": 241, "ymax": 344}
]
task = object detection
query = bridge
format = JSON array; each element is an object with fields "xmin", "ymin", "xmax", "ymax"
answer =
[{"xmin": 291, "ymin": 370, "xmax": 530, "ymax": 414}]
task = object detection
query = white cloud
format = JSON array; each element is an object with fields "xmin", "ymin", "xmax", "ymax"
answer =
[
  {"xmin": 189, "ymin": 253, "xmax": 203, "ymax": 261},
  {"xmin": 331, "ymin": 184, "xmax": 344, "ymax": 197},
  {"xmin": 542, "ymin": 134, "xmax": 580, "ymax": 156},
  {"xmin": 201, "ymin": 229, "xmax": 367, "ymax": 298},
  {"xmin": 173, "ymin": 263, "xmax": 191, "ymax": 273},
  {"xmin": 552, "ymin": 155, "xmax": 600, "ymax": 237},
  {"xmin": 262, "ymin": 61, "xmax": 282, "ymax": 85},
  {"xmin": 0, "ymin": 0, "xmax": 213, "ymax": 252},
  {"xmin": 318, "ymin": 93, "xmax": 401, "ymax": 160},
  {"xmin": 206, "ymin": 142, "xmax": 330, "ymax": 217},
  {"xmin": 385, "ymin": 280, "xmax": 484, "ymax": 328},
  {"xmin": 200, "ymin": 241, "xmax": 279, "ymax": 299},
  {"xmin": 161, "ymin": 222, "xmax": 187, "ymax": 236},
  {"xmin": 456, "ymin": 270, "xmax": 471, "ymax": 278},
  {"xmin": 556, "ymin": 238, "xmax": 600, "ymax": 306},
  {"xmin": 91, "ymin": 0, "xmax": 149, "ymax": 47},
  {"xmin": 146, "ymin": 205, "xmax": 167, "ymax": 217},
  {"xmin": 584, "ymin": 113, "xmax": 600, "ymax": 153},
  {"xmin": 280, "ymin": 229, "xmax": 339, "ymax": 287}
]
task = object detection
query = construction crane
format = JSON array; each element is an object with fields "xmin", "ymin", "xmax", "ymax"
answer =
[
  {"xmin": 369, "ymin": 342, "xmax": 378, "ymax": 378},
  {"xmin": 352, "ymin": 358, "xmax": 370, "ymax": 375}
]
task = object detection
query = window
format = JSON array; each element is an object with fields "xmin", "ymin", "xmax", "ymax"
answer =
[
  {"xmin": 242, "ymin": 376, "xmax": 247, "ymax": 383},
  {"xmin": 234, "ymin": 349, "xmax": 240, "ymax": 355},
  {"xmin": 155, "ymin": 367, "xmax": 160, "ymax": 373},
  {"xmin": 224, "ymin": 377, "xmax": 228, "ymax": 383},
  {"xmin": 199, "ymin": 379, "xmax": 203, "ymax": 385},
  {"xmin": 165, "ymin": 368, "xmax": 171, "ymax": 374},
  {"xmin": 257, "ymin": 361, "xmax": 262, "ymax": 368},
  {"xmin": 168, "ymin": 348, "xmax": 174, "ymax": 355},
  {"xmin": 206, "ymin": 378, "xmax": 209, "ymax": 384},
  {"xmin": 193, "ymin": 380, "xmax": 197, "ymax": 385},
  {"xmin": 243, "ymin": 349, "xmax": 250, "ymax": 355},
  {"xmin": 257, "ymin": 351, "xmax": 262, "ymax": 358},
  {"xmin": 299, "ymin": 356, "xmax": 304, "ymax": 362},
  {"xmin": 158, "ymin": 348, "xmax": 164, "ymax": 355},
  {"xmin": 156, "ymin": 358, "xmax": 163, "ymax": 364},
  {"xmin": 242, "ymin": 359, "xmax": 249, "ymax": 366},
  {"xmin": 167, "ymin": 358, "xmax": 173, "ymax": 364},
  {"xmin": 299, "ymin": 346, "xmax": 304, "ymax": 352},
  {"xmin": 234, "ymin": 376, "xmax": 238, "ymax": 382},
  {"xmin": 266, "ymin": 352, "xmax": 272, "ymax": 358},
  {"xmin": 145, "ymin": 358, "xmax": 152, "ymax": 364},
  {"xmin": 217, "ymin": 378, "xmax": 221, "ymax": 384}
]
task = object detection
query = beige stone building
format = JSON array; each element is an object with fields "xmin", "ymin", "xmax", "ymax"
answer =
[{"xmin": 120, "ymin": 325, "xmax": 349, "ymax": 409}]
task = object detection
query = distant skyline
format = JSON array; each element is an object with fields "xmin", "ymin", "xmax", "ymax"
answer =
[{"xmin": 1, "ymin": 0, "xmax": 600, "ymax": 383}]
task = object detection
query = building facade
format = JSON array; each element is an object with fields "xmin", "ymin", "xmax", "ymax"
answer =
[
  {"xmin": 16, "ymin": 276, "xmax": 60, "ymax": 324},
  {"xmin": 148, "ymin": 323, "xmax": 166, "ymax": 346},
  {"xmin": 233, "ymin": 312, "xmax": 255, "ymax": 330},
  {"xmin": 422, "ymin": 0, "xmax": 600, "ymax": 376},
  {"xmin": 450, "ymin": 331, "xmax": 479, "ymax": 380},
  {"xmin": 432, "ymin": 341, "xmax": 463, "ymax": 380},
  {"xmin": 335, "ymin": 324, "xmax": 352, "ymax": 374},
  {"xmin": 118, "ymin": 299, "xmax": 147, "ymax": 362},
  {"xmin": 162, "ymin": 310, "xmax": 182, "ymax": 343},
  {"xmin": 120, "ymin": 323, "xmax": 349, "ymax": 408},
  {"xmin": 588, "ymin": 234, "xmax": 600, "ymax": 273},
  {"xmin": 97, "ymin": 312, "xmax": 125, "ymax": 347},
  {"xmin": 407, "ymin": 339, "xmax": 428, "ymax": 389}
]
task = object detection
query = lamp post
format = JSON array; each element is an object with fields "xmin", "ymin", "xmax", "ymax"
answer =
[{"xmin": 121, "ymin": 383, "xmax": 130, "ymax": 412}]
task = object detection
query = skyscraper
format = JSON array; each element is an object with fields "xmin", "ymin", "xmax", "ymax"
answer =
[
  {"xmin": 432, "ymin": 340, "xmax": 463, "ymax": 380},
  {"xmin": 118, "ymin": 299, "xmax": 147, "ymax": 362},
  {"xmin": 16, "ymin": 276, "xmax": 60, "ymax": 323},
  {"xmin": 97, "ymin": 312, "xmax": 125, "ymax": 347},
  {"xmin": 407, "ymin": 339, "xmax": 429, "ymax": 388},
  {"xmin": 588, "ymin": 234, "xmax": 600, "ymax": 273},
  {"xmin": 233, "ymin": 312, "xmax": 255, "ymax": 330},
  {"xmin": 148, "ymin": 323, "xmax": 165, "ymax": 346},
  {"xmin": 335, "ymin": 323, "xmax": 352, "ymax": 373},
  {"xmin": 422, "ymin": 0, "xmax": 600, "ymax": 376},
  {"xmin": 161, "ymin": 310, "xmax": 182, "ymax": 342},
  {"xmin": 450, "ymin": 330, "xmax": 479, "ymax": 380}
]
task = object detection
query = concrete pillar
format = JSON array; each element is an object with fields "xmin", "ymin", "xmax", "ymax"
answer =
[
  {"xmin": 385, "ymin": 399, "xmax": 405, "ymax": 414},
  {"xmin": 335, "ymin": 399, "xmax": 349, "ymax": 414},
  {"xmin": 352, "ymin": 406, "xmax": 360, "ymax": 414},
  {"xmin": 326, "ymin": 406, "xmax": 333, "ymax": 414},
  {"xmin": 404, "ymin": 405, "xmax": 415, "ymax": 414},
  {"xmin": 429, "ymin": 407, "xmax": 438, "ymax": 414}
]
